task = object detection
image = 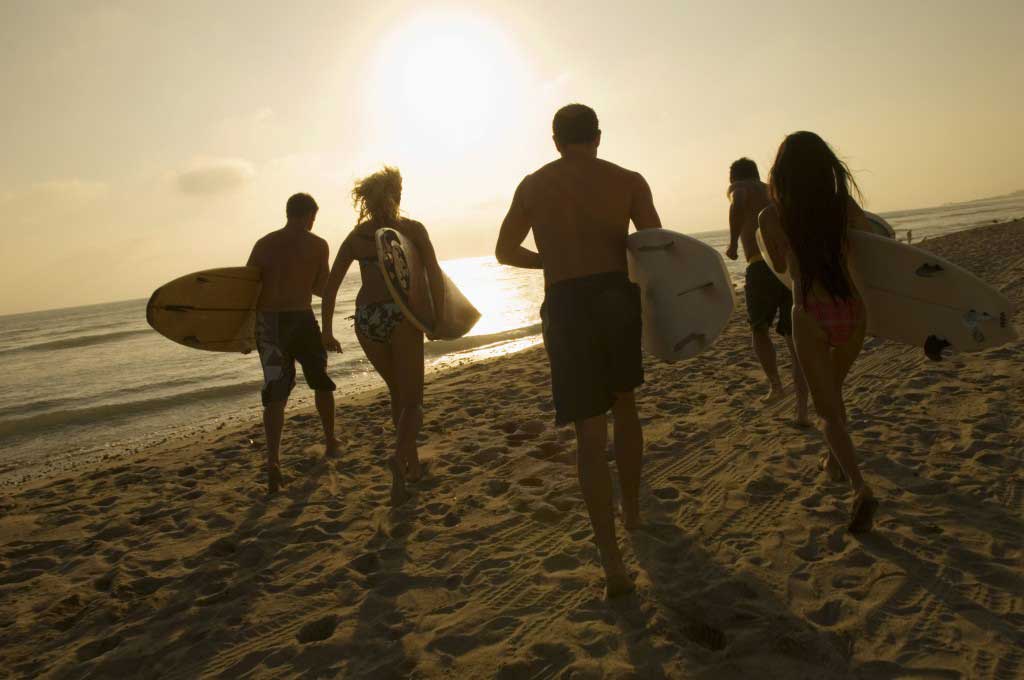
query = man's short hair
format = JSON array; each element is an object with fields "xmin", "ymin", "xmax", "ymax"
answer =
[
  {"xmin": 729, "ymin": 158, "xmax": 759, "ymax": 182},
  {"xmin": 553, "ymin": 104, "xmax": 600, "ymax": 145},
  {"xmin": 286, "ymin": 193, "xmax": 318, "ymax": 219}
]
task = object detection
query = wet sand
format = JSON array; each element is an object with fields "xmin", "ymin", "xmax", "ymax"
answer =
[{"xmin": 1, "ymin": 221, "xmax": 1021, "ymax": 679}]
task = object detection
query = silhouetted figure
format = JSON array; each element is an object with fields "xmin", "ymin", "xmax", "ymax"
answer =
[
  {"xmin": 322, "ymin": 167, "xmax": 445, "ymax": 506},
  {"xmin": 727, "ymin": 158, "xmax": 809, "ymax": 424},
  {"xmin": 759, "ymin": 132, "xmax": 878, "ymax": 533},
  {"xmin": 496, "ymin": 104, "xmax": 662, "ymax": 597},
  {"xmin": 247, "ymin": 193, "xmax": 338, "ymax": 494}
]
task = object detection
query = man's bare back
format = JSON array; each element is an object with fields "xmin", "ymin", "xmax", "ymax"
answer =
[
  {"xmin": 727, "ymin": 179, "xmax": 771, "ymax": 263},
  {"xmin": 247, "ymin": 226, "xmax": 330, "ymax": 312},
  {"xmin": 499, "ymin": 157, "xmax": 661, "ymax": 286}
]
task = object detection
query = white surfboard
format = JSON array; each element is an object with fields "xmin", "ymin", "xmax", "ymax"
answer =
[
  {"xmin": 375, "ymin": 227, "xmax": 481, "ymax": 340},
  {"xmin": 756, "ymin": 227, "xmax": 1017, "ymax": 358},
  {"xmin": 626, "ymin": 229, "xmax": 735, "ymax": 361}
]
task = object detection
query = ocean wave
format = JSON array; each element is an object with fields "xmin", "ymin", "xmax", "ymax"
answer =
[
  {"xmin": 424, "ymin": 323, "xmax": 543, "ymax": 357},
  {"xmin": 0, "ymin": 374, "xmax": 221, "ymax": 421},
  {"xmin": 0, "ymin": 380, "xmax": 263, "ymax": 441},
  {"xmin": 0, "ymin": 328, "xmax": 153, "ymax": 355},
  {"xmin": 0, "ymin": 324, "xmax": 547, "ymax": 441}
]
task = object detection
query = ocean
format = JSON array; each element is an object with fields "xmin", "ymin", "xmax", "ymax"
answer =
[{"xmin": 1, "ymin": 193, "xmax": 1022, "ymax": 484}]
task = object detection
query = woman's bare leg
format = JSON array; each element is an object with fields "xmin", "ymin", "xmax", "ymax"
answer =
[
  {"xmin": 792, "ymin": 309, "xmax": 875, "ymax": 531},
  {"xmin": 390, "ymin": 320, "xmax": 426, "ymax": 488},
  {"xmin": 356, "ymin": 328, "xmax": 408, "ymax": 504}
]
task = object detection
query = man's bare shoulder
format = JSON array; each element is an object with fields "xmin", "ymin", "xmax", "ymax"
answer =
[
  {"xmin": 253, "ymin": 229, "xmax": 284, "ymax": 248},
  {"xmin": 305, "ymin": 231, "xmax": 329, "ymax": 250},
  {"xmin": 593, "ymin": 157, "xmax": 635, "ymax": 175}
]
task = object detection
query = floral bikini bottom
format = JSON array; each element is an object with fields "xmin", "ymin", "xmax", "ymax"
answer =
[{"xmin": 354, "ymin": 302, "xmax": 405, "ymax": 344}]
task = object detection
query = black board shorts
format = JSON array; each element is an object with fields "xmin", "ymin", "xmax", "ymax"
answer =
[
  {"xmin": 256, "ymin": 310, "xmax": 335, "ymax": 405},
  {"xmin": 745, "ymin": 259, "xmax": 793, "ymax": 336},
  {"xmin": 541, "ymin": 272, "xmax": 643, "ymax": 426}
]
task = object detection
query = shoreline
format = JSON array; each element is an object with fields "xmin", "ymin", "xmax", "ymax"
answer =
[{"xmin": 1, "ymin": 220, "xmax": 1021, "ymax": 678}]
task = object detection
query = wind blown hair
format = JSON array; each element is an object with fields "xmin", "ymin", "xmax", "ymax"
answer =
[
  {"xmin": 768, "ymin": 131, "xmax": 861, "ymax": 302},
  {"xmin": 352, "ymin": 166, "xmax": 402, "ymax": 225}
]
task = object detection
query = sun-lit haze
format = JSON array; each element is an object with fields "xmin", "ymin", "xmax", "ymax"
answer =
[{"xmin": 1, "ymin": 0, "xmax": 1022, "ymax": 315}]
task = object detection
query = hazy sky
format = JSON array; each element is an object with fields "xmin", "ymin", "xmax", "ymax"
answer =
[{"xmin": 2, "ymin": 0, "xmax": 1022, "ymax": 314}]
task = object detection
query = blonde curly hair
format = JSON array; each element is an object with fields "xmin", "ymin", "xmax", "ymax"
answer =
[{"xmin": 352, "ymin": 166, "xmax": 402, "ymax": 225}]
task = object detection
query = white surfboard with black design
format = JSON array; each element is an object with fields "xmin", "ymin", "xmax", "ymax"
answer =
[{"xmin": 626, "ymin": 229, "xmax": 735, "ymax": 362}]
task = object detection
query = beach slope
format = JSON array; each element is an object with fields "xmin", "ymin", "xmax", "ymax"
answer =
[{"xmin": 1, "ymin": 221, "xmax": 1021, "ymax": 679}]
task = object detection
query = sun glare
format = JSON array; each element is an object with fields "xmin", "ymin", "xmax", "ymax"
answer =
[{"xmin": 365, "ymin": 11, "xmax": 526, "ymax": 163}]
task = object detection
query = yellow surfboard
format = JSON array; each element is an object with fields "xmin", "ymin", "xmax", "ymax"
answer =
[{"xmin": 146, "ymin": 267, "xmax": 261, "ymax": 353}]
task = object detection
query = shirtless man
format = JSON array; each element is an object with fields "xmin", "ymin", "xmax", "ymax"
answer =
[
  {"xmin": 247, "ymin": 193, "xmax": 339, "ymax": 494},
  {"xmin": 496, "ymin": 104, "xmax": 662, "ymax": 597},
  {"xmin": 726, "ymin": 158, "xmax": 809, "ymax": 424}
]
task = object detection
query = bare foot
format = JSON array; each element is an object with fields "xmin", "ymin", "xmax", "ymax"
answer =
[
  {"xmin": 605, "ymin": 567, "xmax": 636, "ymax": 599},
  {"xmin": 848, "ymin": 487, "xmax": 878, "ymax": 534},
  {"xmin": 820, "ymin": 453, "xmax": 847, "ymax": 482},
  {"xmin": 388, "ymin": 455, "xmax": 408, "ymax": 507},
  {"xmin": 324, "ymin": 439, "xmax": 340, "ymax": 459},
  {"xmin": 267, "ymin": 464, "xmax": 284, "ymax": 495},
  {"xmin": 405, "ymin": 458, "xmax": 425, "ymax": 483},
  {"xmin": 761, "ymin": 384, "xmax": 785, "ymax": 404},
  {"xmin": 621, "ymin": 502, "xmax": 641, "ymax": 531},
  {"xmin": 795, "ymin": 397, "xmax": 811, "ymax": 427}
]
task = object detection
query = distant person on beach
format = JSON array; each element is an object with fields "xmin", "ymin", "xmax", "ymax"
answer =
[
  {"xmin": 247, "ymin": 193, "xmax": 338, "ymax": 495},
  {"xmin": 495, "ymin": 103, "xmax": 663, "ymax": 596},
  {"xmin": 726, "ymin": 158, "xmax": 810, "ymax": 424},
  {"xmin": 322, "ymin": 167, "xmax": 444, "ymax": 506},
  {"xmin": 758, "ymin": 131, "xmax": 878, "ymax": 533}
]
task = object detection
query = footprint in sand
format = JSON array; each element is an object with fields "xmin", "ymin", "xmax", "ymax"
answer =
[
  {"xmin": 486, "ymin": 480, "xmax": 510, "ymax": 497},
  {"xmin": 542, "ymin": 553, "xmax": 581, "ymax": 572},
  {"xmin": 296, "ymin": 615, "xmax": 337, "ymax": 643},
  {"xmin": 652, "ymin": 486, "xmax": 681, "ymax": 501},
  {"xmin": 531, "ymin": 504, "xmax": 561, "ymax": 524},
  {"xmin": 807, "ymin": 599, "xmax": 845, "ymax": 627},
  {"xmin": 76, "ymin": 635, "xmax": 121, "ymax": 661},
  {"xmin": 425, "ymin": 502, "xmax": 451, "ymax": 516},
  {"xmin": 472, "ymin": 447, "xmax": 504, "ymax": 465}
]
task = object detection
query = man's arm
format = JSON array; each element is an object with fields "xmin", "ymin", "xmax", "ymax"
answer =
[
  {"xmin": 726, "ymin": 186, "xmax": 744, "ymax": 260},
  {"xmin": 246, "ymin": 240, "xmax": 262, "ymax": 268},
  {"xmin": 312, "ymin": 238, "xmax": 330, "ymax": 297},
  {"xmin": 495, "ymin": 181, "xmax": 542, "ymax": 269},
  {"xmin": 757, "ymin": 205, "xmax": 787, "ymax": 274},
  {"xmin": 320, "ymin": 237, "xmax": 353, "ymax": 353},
  {"xmin": 629, "ymin": 173, "xmax": 663, "ymax": 231}
]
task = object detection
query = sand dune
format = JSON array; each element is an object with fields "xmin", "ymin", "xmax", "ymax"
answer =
[{"xmin": 1, "ymin": 221, "xmax": 1021, "ymax": 679}]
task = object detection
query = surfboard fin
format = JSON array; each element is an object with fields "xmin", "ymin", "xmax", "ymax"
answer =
[
  {"xmin": 673, "ymin": 333, "xmax": 707, "ymax": 353},
  {"xmin": 915, "ymin": 263, "xmax": 944, "ymax": 277},
  {"xmin": 637, "ymin": 241, "xmax": 676, "ymax": 252},
  {"xmin": 675, "ymin": 281, "xmax": 715, "ymax": 297},
  {"xmin": 923, "ymin": 335, "xmax": 952, "ymax": 361}
]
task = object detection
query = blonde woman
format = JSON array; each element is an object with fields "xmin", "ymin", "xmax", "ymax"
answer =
[{"xmin": 322, "ymin": 167, "xmax": 444, "ymax": 505}]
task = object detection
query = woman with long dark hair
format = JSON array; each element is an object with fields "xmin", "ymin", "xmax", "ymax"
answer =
[
  {"xmin": 321, "ymin": 167, "xmax": 444, "ymax": 506},
  {"xmin": 758, "ymin": 131, "xmax": 877, "ymax": 532}
]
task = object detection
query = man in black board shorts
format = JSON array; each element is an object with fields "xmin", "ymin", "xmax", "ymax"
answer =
[
  {"xmin": 247, "ymin": 193, "xmax": 338, "ymax": 494},
  {"xmin": 726, "ymin": 158, "xmax": 809, "ymax": 425},
  {"xmin": 495, "ymin": 104, "xmax": 663, "ymax": 597}
]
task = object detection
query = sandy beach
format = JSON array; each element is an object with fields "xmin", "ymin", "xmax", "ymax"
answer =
[{"xmin": 1, "ymin": 221, "xmax": 1021, "ymax": 679}]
